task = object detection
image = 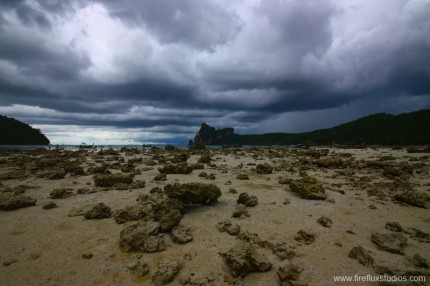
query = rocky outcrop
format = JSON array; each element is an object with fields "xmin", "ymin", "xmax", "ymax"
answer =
[
  {"xmin": 171, "ymin": 225, "xmax": 193, "ymax": 244},
  {"xmin": 84, "ymin": 203, "xmax": 112, "ymax": 219},
  {"xmin": 277, "ymin": 260, "xmax": 305, "ymax": 286},
  {"xmin": 348, "ymin": 246, "xmax": 374, "ymax": 266},
  {"xmin": 164, "ymin": 183, "xmax": 221, "ymax": 205},
  {"xmin": 49, "ymin": 188, "xmax": 74, "ymax": 199},
  {"xmin": 193, "ymin": 123, "xmax": 235, "ymax": 145},
  {"xmin": 158, "ymin": 163, "xmax": 193, "ymax": 174},
  {"xmin": 237, "ymin": 192, "xmax": 258, "ymax": 207},
  {"xmin": 219, "ymin": 242, "xmax": 272, "ymax": 278},
  {"xmin": 371, "ymin": 232, "xmax": 408, "ymax": 255},
  {"xmin": 152, "ymin": 259, "xmax": 182, "ymax": 286},
  {"xmin": 119, "ymin": 221, "xmax": 165, "ymax": 253},
  {"xmin": 288, "ymin": 175, "xmax": 327, "ymax": 200},
  {"xmin": 317, "ymin": 216, "xmax": 332, "ymax": 228},
  {"xmin": 256, "ymin": 163, "xmax": 273, "ymax": 174},
  {"xmin": 216, "ymin": 220, "xmax": 240, "ymax": 235},
  {"xmin": 232, "ymin": 204, "xmax": 249, "ymax": 218},
  {"xmin": 295, "ymin": 230, "xmax": 316, "ymax": 244},
  {"xmin": 0, "ymin": 194, "xmax": 37, "ymax": 210},
  {"xmin": 93, "ymin": 173, "xmax": 134, "ymax": 187}
]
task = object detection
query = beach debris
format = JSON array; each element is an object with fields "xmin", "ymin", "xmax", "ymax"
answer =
[
  {"xmin": 49, "ymin": 188, "xmax": 74, "ymax": 199},
  {"xmin": 317, "ymin": 216, "xmax": 333, "ymax": 228},
  {"xmin": 93, "ymin": 173, "xmax": 133, "ymax": 187},
  {"xmin": 216, "ymin": 220, "xmax": 240, "ymax": 235},
  {"xmin": 294, "ymin": 230, "xmax": 316, "ymax": 244},
  {"xmin": 220, "ymin": 241, "xmax": 272, "ymax": 278},
  {"xmin": 164, "ymin": 182, "xmax": 221, "ymax": 205},
  {"xmin": 171, "ymin": 225, "xmax": 193, "ymax": 244},
  {"xmin": 158, "ymin": 163, "xmax": 193, "ymax": 174},
  {"xmin": 348, "ymin": 246, "xmax": 374, "ymax": 266},
  {"xmin": 119, "ymin": 221, "xmax": 165, "ymax": 253},
  {"xmin": 256, "ymin": 163, "xmax": 273, "ymax": 174},
  {"xmin": 237, "ymin": 192, "xmax": 258, "ymax": 207},
  {"xmin": 152, "ymin": 259, "xmax": 182, "ymax": 286},
  {"xmin": 0, "ymin": 194, "xmax": 37, "ymax": 211},
  {"xmin": 84, "ymin": 203, "xmax": 112, "ymax": 219},
  {"xmin": 232, "ymin": 204, "xmax": 249, "ymax": 218},
  {"xmin": 288, "ymin": 175, "xmax": 327, "ymax": 200},
  {"xmin": 371, "ymin": 232, "xmax": 408, "ymax": 254}
]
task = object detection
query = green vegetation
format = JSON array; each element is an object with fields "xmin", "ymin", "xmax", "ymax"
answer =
[
  {"xmin": 195, "ymin": 109, "xmax": 430, "ymax": 146},
  {"xmin": 0, "ymin": 115, "xmax": 50, "ymax": 145}
]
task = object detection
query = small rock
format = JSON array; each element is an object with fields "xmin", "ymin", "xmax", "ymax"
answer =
[
  {"xmin": 216, "ymin": 220, "xmax": 240, "ymax": 235},
  {"xmin": 127, "ymin": 260, "xmax": 149, "ymax": 277},
  {"xmin": 412, "ymin": 253, "xmax": 429, "ymax": 269},
  {"xmin": 232, "ymin": 204, "xmax": 249, "ymax": 218},
  {"xmin": 119, "ymin": 221, "xmax": 164, "ymax": 252},
  {"xmin": 271, "ymin": 242, "xmax": 296, "ymax": 260},
  {"xmin": 220, "ymin": 242, "xmax": 272, "ymax": 278},
  {"xmin": 283, "ymin": 199, "xmax": 291, "ymax": 205},
  {"xmin": 371, "ymin": 232, "xmax": 407, "ymax": 255},
  {"xmin": 256, "ymin": 163, "xmax": 273, "ymax": 174},
  {"xmin": 82, "ymin": 253, "xmax": 94, "ymax": 259},
  {"xmin": 294, "ymin": 230, "xmax": 315, "ymax": 245},
  {"xmin": 228, "ymin": 188, "xmax": 238, "ymax": 194},
  {"xmin": 49, "ymin": 188, "xmax": 74, "ymax": 199},
  {"xmin": 3, "ymin": 259, "xmax": 18, "ymax": 266},
  {"xmin": 288, "ymin": 175, "xmax": 327, "ymax": 200},
  {"xmin": 317, "ymin": 217, "xmax": 332, "ymax": 228},
  {"xmin": 43, "ymin": 202, "xmax": 57, "ymax": 209},
  {"xmin": 93, "ymin": 173, "xmax": 134, "ymax": 187},
  {"xmin": 152, "ymin": 259, "xmax": 182, "ymax": 286},
  {"xmin": 154, "ymin": 173, "xmax": 167, "ymax": 181},
  {"xmin": 277, "ymin": 260, "xmax": 303, "ymax": 282},
  {"xmin": 385, "ymin": 221, "xmax": 403, "ymax": 232},
  {"xmin": 237, "ymin": 192, "xmax": 258, "ymax": 207},
  {"xmin": 236, "ymin": 174, "xmax": 250, "ymax": 180},
  {"xmin": 171, "ymin": 225, "xmax": 193, "ymax": 244},
  {"xmin": 84, "ymin": 203, "xmax": 112, "ymax": 219},
  {"xmin": 348, "ymin": 246, "xmax": 374, "ymax": 266},
  {"xmin": 0, "ymin": 194, "xmax": 37, "ymax": 211},
  {"xmin": 369, "ymin": 204, "xmax": 377, "ymax": 209}
]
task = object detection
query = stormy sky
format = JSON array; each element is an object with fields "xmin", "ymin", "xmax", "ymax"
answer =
[{"xmin": 0, "ymin": 0, "xmax": 429, "ymax": 144}]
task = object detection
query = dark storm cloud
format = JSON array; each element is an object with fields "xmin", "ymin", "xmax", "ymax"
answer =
[
  {"xmin": 0, "ymin": 0, "xmax": 429, "ymax": 142},
  {"xmin": 102, "ymin": 0, "xmax": 242, "ymax": 50}
]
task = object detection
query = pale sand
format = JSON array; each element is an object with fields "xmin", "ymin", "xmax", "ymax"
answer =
[{"xmin": 0, "ymin": 147, "xmax": 429, "ymax": 285}]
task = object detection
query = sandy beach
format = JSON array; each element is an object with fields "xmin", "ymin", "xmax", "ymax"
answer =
[{"xmin": 0, "ymin": 146, "xmax": 429, "ymax": 286}]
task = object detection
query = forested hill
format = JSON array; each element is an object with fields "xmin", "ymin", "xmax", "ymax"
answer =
[
  {"xmin": 194, "ymin": 109, "xmax": 430, "ymax": 146},
  {"xmin": 0, "ymin": 115, "xmax": 50, "ymax": 145}
]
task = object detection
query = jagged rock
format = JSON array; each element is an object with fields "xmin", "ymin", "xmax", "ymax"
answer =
[
  {"xmin": 404, "ymin": 228, "xmax": 430, "ymax": 243},
  {"xmin": 348, "ymin": 246, "xmax": 374, "ymax": 266},
  {"xmin": 237, "ymin": 192, "xmax": 258, "ymax": 207},
  {"xmin": 288, "ymin": 175, "xmax": 327, "ymax": 200},
  {"xmin": 237, "ymin": 231, "xmax": 273, "ymax": 249},
  {"xmin": 152, "ymin": 259, "xmax": 182, "ymax": 286},
  {"xmin": 277, "ymin": 260, "xmax": 304, "ymax": 284},
  {"xmin": 220, "ymin": 242, "xmax": 272, "ymax": 278},
  {"xmin": 84, "ymin": 203, "xmax": 112, "ymax": 219},
  {"xmin": 371, "ymin": 232, "xmax": 408, "ymax": 255},
  {"xmin": 198, "ymin": 153, "xmax": 211, "ymax": 164},
  {"xmin": 315, "ymin": 157, "xmax": 344, "ymax": 168},
  {"xmin": 412, "ymin": 253, "xmax": 429, "ymax": 269},
  {"xmin": 154, "ymin": 173, "xmax": 167, "ymax": 181},
  {"xmin": 93, "ymin": 173, "xmax": 133, "ymax": 187},
  {"xmin": 393, "ymin": 191, "xmax": 426, "ymax": 208},
  {"xmin": 171, "ymin": 225, "xmax": 193, "ymax": 244},
  {"xmin": 271, "ymin": 242, "xmax": 296, "ymax": 260},
  {"xmin": 0, "ymin": 194, "xmax": 37, "ymax": 211},
  {"xmin": 127, "ymin": 260, "xmax": 149, "ymax": 277},
  {"xmin": 294, "ymin": 230, "xmax": 316, "ymax": 245},
  {"xmin": 164, "ymin": 182, "xmax": 221, "ymax": 205},
  {"xmin": 68, "ymin": 203, "xmax": 98, "ymax": 217},
  {"xmin": 114, "ymin": 205, "xmax": 153, "ymax": 224},
  {"xmin": 385, "ymin": 221, "xmax": 403, "ymax": 232},
  {"xmin": 256, "ymin": 163, "xmax": 273, "ymax": 174},
  {"xmin": 158, "ymin": 163, "xmax": 193, "ymax": 174},
  {"xmin": 236, "ymin": 174, "xmax": 250, "ymax": 180},
  {"xmin": 49, "ymin": 188, "xmax": 74, "ymax": 199},
  {"xmin": 216, "ymin": 220, "xmax": 240, "ymax": 235},
  {"xmin": 119, "ymin": 221, "xmax": 165, "ymax": 252},
  {"xmin": 178, "ymin": 272, "xmax": 216, "ymax": 285},
  {"xmin": 317, "ymin": 217, "xmax": 332, "ymax": 228},
  {"xmin": 43, "ymin": 202, "xmax": 57, "ymax": 209},
  {"xmin": 152, "ymin": 198, "xmax": 183, "ymax": 232},
  {"xmin": 232, "ymin": 204, "xmax": 249, "ymax": 218}
]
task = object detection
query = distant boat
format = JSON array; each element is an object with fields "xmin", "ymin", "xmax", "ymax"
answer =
[{"xmin": 79, "ymin": 142, "xmax": 96, "ymax": 149}]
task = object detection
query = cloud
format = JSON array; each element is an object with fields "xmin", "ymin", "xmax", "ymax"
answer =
[{"xmin": 0, "ymin": 0, "xmax": 429, "ymax": 144}]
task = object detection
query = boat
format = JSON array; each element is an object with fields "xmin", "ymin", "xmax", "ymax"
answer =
[{"xmin": 79, "ymin": 142, "xmax": 96, "ymax": 149}]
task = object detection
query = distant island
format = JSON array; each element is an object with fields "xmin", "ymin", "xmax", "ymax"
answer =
[
  {"xmin": 0, "ymin": 115, "xmax": 50, "ymax": 145},
  {"xmin": 194, "ymin": 109, "xmax": 430, "ymax": 146}
]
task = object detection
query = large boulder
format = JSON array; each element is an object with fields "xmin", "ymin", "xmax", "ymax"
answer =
[
  {"xmin": 164, "ymin": 183, "xmax": 221, "ymax": 205},
  {"xmin": 288, "ymin": 175, "xmax": 327, "ymax": 200},
  {"xmin": 0, "ymin": 194, "xmax": 37, "ymax": 211},
  {"xmin": 119, "ymin": 221, "xmax": 165, "ymax": 253},
  {"xmin": 220, "ymin": 242, "xmax": 272, "ymax": 278}
]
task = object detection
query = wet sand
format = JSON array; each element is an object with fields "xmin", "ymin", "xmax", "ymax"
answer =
[{"xmin": 0, "ymin": 146, "xmax": 429, "ymax": 285}]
